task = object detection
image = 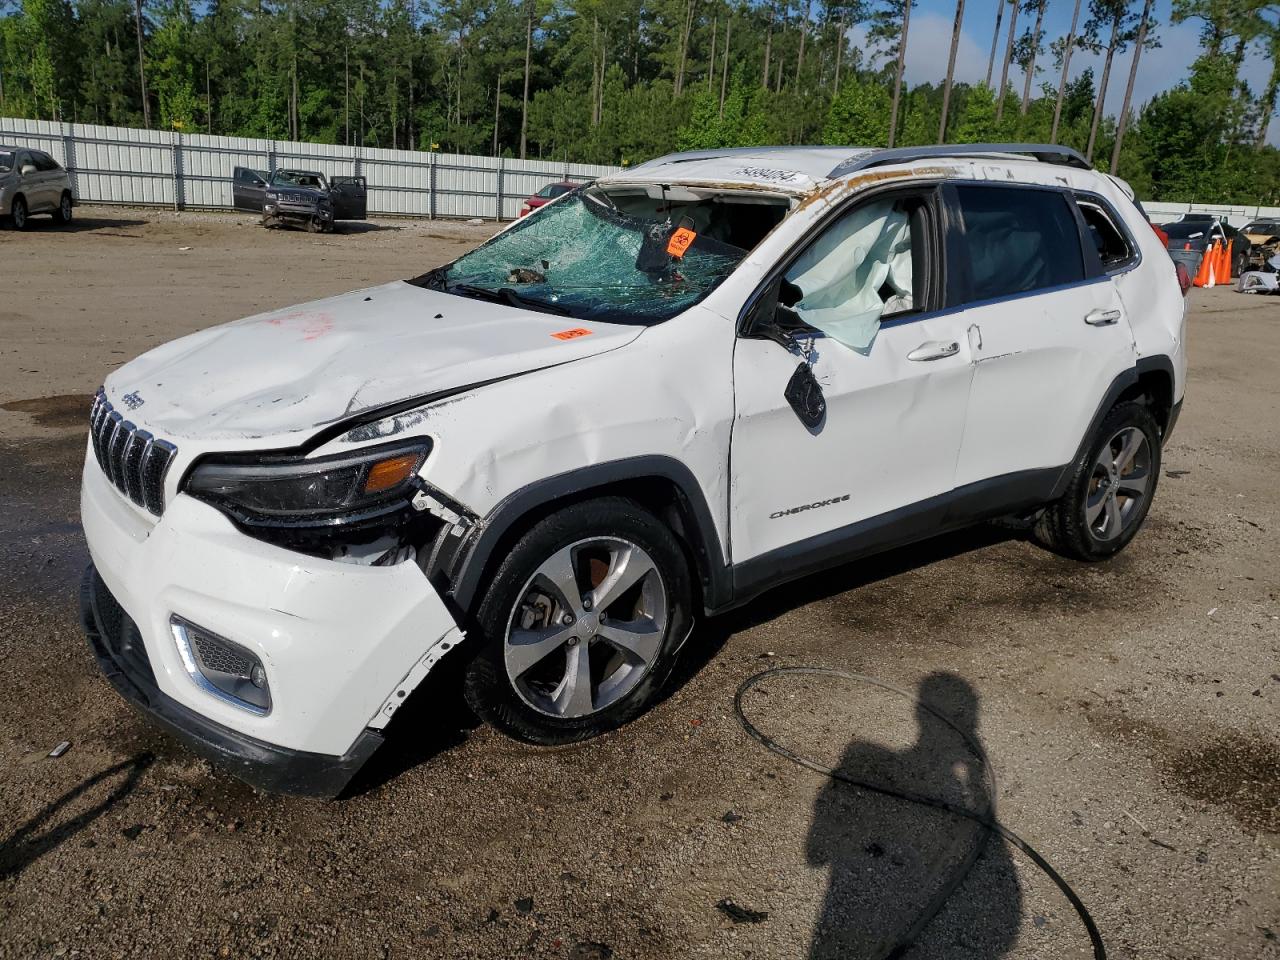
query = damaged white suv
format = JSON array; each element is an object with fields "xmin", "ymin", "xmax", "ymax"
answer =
[{"xmin": 81, "ymin": 144, "xmax": 1186, "ymax": 796}]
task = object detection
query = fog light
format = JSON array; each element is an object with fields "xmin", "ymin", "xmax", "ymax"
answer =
[{"xmin": 171, "ymin": 616, "xmax": 272, "ymax": 715}]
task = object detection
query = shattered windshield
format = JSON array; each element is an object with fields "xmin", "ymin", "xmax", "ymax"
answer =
[{"xmin": 423, "ymin": 187, "xmax": 786, "ymax": 325}]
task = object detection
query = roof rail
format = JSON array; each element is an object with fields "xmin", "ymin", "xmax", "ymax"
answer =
[{"xmin": 828, "ymin": 143, "xmax": 1091, "ymax": 179}]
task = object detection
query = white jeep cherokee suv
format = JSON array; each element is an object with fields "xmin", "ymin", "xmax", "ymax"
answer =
[{"xmin": 80, "ymin": 144, "xmax": 1186, "ymax": 796}]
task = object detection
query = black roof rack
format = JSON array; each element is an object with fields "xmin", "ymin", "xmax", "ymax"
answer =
[{"xmin": 828, "ymin": 143, "xmax": 1091, "ymax": 179}]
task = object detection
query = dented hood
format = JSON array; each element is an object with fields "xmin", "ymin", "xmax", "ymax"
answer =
[{"xmin": 105, "ymin": 281, "xmax": 642, "ymax": 442}]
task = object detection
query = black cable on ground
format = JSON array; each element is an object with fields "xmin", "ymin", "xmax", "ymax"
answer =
[{"xmin": 734, "ymin": 666, "xmax": 1106, "ymax": 960}]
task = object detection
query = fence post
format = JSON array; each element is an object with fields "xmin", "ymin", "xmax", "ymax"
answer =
[
  {"xmin": 62, "ymin": 120, "xmax": 79, "ymax": 202},
  {"xmin": 172, "ymin": 130, "xmax": 185, "ymax": 211},
  {"xmin": 428, "ymin": 152, "xmax": 437, "ymax": 220},
  {"xmin": 267, "ymin": 141, "xmax": 277, "ymax": 175},
  {"xmin": 495, "ymin": 156, "xmax": 504, "ymax": 222}
]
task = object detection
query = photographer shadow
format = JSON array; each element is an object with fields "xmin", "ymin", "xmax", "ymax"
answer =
[{"xmin": 805, "ymin": 673, "xmax": 1021, "ymax": 959}]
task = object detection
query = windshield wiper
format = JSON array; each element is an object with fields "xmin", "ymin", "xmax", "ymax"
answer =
[{"xmin": 449, "ymin": 283, "xmax": 571, "ymax": 316}]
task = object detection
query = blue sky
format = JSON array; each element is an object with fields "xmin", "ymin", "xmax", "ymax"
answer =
[{"xmin": 848, "ymin": 0, "xmax": 1279, "ymax": 144}]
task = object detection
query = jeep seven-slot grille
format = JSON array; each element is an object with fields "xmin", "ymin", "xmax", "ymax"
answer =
[{"xmin": 89, "ymin": 389, "xmax": 177, "ymax": 515}]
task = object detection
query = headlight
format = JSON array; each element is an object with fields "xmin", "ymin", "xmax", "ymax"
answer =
[{"xmin": 185, "ymin": 440, "xmax": 430, "ymax": 525}]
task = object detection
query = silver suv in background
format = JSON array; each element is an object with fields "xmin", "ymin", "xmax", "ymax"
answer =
[{"xmin": 0, "ymin": 146, "xmax": 76, "ymax": 229}]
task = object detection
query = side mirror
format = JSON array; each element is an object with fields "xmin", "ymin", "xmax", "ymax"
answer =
[{"xmin": 21, "ymin": 164, "xmax": 36, "ymax": 177}]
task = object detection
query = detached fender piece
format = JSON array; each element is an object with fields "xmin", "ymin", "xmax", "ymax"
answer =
[{"xmin": 446, "ymin": 456, "xmax": 732, "ymax": 616}]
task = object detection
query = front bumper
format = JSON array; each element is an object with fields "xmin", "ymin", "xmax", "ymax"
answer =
[
  {"xmin": 80, "ymin": 452, "xmax": 461, "ymax": 795},
  {"xmin": 82, "ymin": 567, "xmax": 382, "ymax": 797}
]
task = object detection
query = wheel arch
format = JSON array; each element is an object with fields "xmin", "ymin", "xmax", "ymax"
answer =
[
  {"xmin": 1051, "ymin": 356, "xmax": 1176, "ymax": 501},
  {"xmin": 446, "ymin": 457, "xmax": 731, "ymax": 618}
]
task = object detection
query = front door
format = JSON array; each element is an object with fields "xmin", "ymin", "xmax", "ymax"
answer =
[
  {"xmin": 232, "ymin": 167, "xmax": 268, "ymax": 212},
  {"xmin": 331, "ymin": 176, "xmax": 368, "ymax": 220},
  {"xmin": 729, "ymin": 186, "xmax": 973, "ymax": 576}
]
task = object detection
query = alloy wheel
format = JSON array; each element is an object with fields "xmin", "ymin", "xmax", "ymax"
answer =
[
  {"xmin": 503, "ymin": 537, "xmax": 668, "ymax": 719},
  {"xmin": 60, "ymin": 194, "xmax": 72, "ymax": 221},
  {"xmin": 12, "ymin": 199, "xmax": 26, "ymax": 230},
  {"xmin": 1085, "ymin": 426, "xmax": 1152, "ymax": 541}
]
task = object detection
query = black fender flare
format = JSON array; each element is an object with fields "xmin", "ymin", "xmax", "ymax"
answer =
[{"xmin": 446, "ymin": 456, "xmax": 732, "ymax": 617}]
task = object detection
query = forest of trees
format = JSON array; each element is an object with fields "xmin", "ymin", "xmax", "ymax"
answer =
[{"xmin": 2, "ymin": 0, "xmax": 1280, "ymax": 204}]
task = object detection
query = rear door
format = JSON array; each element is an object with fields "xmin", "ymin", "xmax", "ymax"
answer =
[
  {"xmin": 232, "ymin": 166, "xmax": 268, "ymax": 212},
  {"xmin": 331, "ymin": 176, "xmax": 367, "ymax": 220},
  {"xmin": 950, "ymin": 183, "xmax": 1136, "ymax": 489}
]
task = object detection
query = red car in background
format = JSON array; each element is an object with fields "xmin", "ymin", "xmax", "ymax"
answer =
[{"xmin": 519, "ymin": 181, "xmax": 577, "ymax": 217}]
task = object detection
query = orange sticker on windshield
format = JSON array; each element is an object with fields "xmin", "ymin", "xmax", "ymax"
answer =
[
  {"xmin": 667, "ymin": 227, "xmax": 697, "ymax": 258},
  {"xmin": 551, "ymin": 327, "xmax": 593, "ymax": 341}
]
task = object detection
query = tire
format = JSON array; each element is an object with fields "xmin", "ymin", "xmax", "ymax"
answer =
[
  {"xmin": 53, "ymin": 191, "xmax": 73, "ymax": 225},
  {"xmin": 10, "ymin": 195, "xmax": 29, "ymax": 231},
  {"xmin": 307, "ymin": 215, "xmax": 324, "ymax": 233},
  {"xmin": 463, "ymin": 496, "xmax": 693, "ymax": 745},
  {"xmin": 1035, "ymin": 401, "xmax": 1161, "ymax": 561}
]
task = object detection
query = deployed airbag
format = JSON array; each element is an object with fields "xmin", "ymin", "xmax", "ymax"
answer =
[{"xmin": 784, "ymin": 199, "xmax": 912, "ymax": 353}]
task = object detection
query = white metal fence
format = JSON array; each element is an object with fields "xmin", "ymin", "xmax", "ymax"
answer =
[
  {"xmin": 0, "ymin": 118, "xmax": 620, "ymax": 220},
  {"xmin": 7, "ymin": 118, "xmax": 1279, "ymax": 227}
]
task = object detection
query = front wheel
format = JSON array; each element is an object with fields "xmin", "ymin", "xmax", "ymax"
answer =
[
  {"xmin": 10, "ymin": 195, "xmax": 29, "ymax": 230},
  {"xmin": 463, "ymin": 497, "xmax": 693, "ymax": 745},
  {"xmin": 1035, "ymin": 401, "xmax": 1161, "ymax": 560}
]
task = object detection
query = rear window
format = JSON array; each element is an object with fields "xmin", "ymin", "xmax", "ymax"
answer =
[
  {"xmin": 537, "ymin": 183, "xmax": 572, "ymax": 199},
  {"xmin": 1076, "ymin": 197, "xmax": 1134, "ymax": 271},
  {"xmin": 954, "ymin": 185, "xmax": 1085, "ymax": 302}
]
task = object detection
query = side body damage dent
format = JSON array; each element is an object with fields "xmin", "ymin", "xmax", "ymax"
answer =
[{"xmin": 399, "ymin": 305, "xmax": 738, "ymax": 611}]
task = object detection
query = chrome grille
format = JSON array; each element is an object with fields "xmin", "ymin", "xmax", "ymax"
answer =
[{"xmin": 89, "ymin": 389, "xmax": 177, "ymax": 515}]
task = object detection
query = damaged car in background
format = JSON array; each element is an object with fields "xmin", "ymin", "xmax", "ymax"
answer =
[
  {"xmin": 232, "ymin": 165, "xmax": 367, "ymax": 232},
  {"xmin": 81, "ymin": 143, "xmax": 1186, "ymax": 797}
]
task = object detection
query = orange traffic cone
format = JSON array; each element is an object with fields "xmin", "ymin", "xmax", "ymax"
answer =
[
  {"xmin": 1194, "ymin": 244, "xmax": 1213, "ymax": 287},
  {"xmin": 1221, "ymin": 239, "xmax": 1234, "ymax": 279}
]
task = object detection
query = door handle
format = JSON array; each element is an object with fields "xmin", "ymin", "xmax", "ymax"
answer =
[
  {"xmin": 1085, "ymin": 308, "xmax": 1122, "ymax": 326},
  {"xmin": 907, "ymin": 340, "xmax": 960, "ymax": 361}
]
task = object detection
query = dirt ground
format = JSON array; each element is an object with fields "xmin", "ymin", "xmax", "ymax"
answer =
[{"xmin": 0, "ymin": 207, "xmax": 1276, "ymax": 960}]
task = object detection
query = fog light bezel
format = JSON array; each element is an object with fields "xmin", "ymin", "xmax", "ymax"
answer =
[{"xmin": 170, "ymin": 616, "xmax": 272, "ymax": 716}]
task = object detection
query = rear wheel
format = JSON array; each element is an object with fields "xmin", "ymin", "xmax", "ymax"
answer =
[
  {"xmin": 53, "ymin": 191, "xmax": 73, "ymax": 224},
  {"xmin": 463, "ymin": 497, "xmax": 693, "ymax": 744},
  {"xmin": 10, "ymin": 195, "xmax": 29, "ymax": 230},
  {"xmin": 1035, "ymin": 401, "xmax": 1161, "ymax": 560}
]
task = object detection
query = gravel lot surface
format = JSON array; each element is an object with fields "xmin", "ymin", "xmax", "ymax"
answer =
[{"xmin": 0, "ymin": 207, "xmax": 1276, "ymax": 960}]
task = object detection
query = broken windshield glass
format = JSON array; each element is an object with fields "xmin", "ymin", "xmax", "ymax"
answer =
[{"xmin": 434, "ymin": 191, "xmax": 752, "ymax": 325}]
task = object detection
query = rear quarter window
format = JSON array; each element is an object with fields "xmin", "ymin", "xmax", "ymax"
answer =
[{"xmin": 954, "ymin": 185, "xmax": 1086, "ymax": 302}]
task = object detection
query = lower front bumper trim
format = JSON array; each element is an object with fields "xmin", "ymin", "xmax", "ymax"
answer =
[{"xmin": 81, "ymin": 565, "xmax": 382, "ymax": 798}]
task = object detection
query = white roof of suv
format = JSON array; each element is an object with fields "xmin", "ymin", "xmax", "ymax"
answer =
[{"xmin": 613, "ymin": 143, "xmax": 1094, "ymax": 195}]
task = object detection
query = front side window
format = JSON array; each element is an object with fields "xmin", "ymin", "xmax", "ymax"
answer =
[
  {"xmin": 0, "ymin": 151, "xmax": 13, "ymax": 173},
  {"xmin": 780, "ymin": 195, "xmax": 921, "ymax": 352},
  {"xmin": 33, "ymin": 152, "xmax": 59, "ymax": 172},
  {"xmin": 429, "ymin": 186, "xmax": 788, "ymax": 325},
  {"xmin": 1077, "ymin": 198, "xmax": 1134, "ymax": 271},
  {"xmin": 955, "ymin": 185, "xmax": 1085, "ymax": 302}
]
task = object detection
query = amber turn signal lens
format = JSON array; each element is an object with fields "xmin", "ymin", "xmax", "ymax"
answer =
[{"xmin": 363, "ymin": 453, "xmax": 421, "ymax": 493}]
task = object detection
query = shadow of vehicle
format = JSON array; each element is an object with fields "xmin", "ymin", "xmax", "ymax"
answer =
[
  {"xmin": 341, "ymin": 653, "xmax": 481, "ymax": 798},
  {"xmin": 4, "ymin": 216, "xmax": 148, "ymax": 234},
  {"xmin": 803, "ymin": 673, "xmax": 1021, "ymax": 959},
  {"xmin": 334, "ymin": 221, "xmax": 400, "ymax": 234},
  {"xmin": 0, "ymin": 753, "xmax": 154, "ymax": 879},
  {"xmin": 663, "ymin": 524, "xmax": 1017, "ymax": 705}
]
